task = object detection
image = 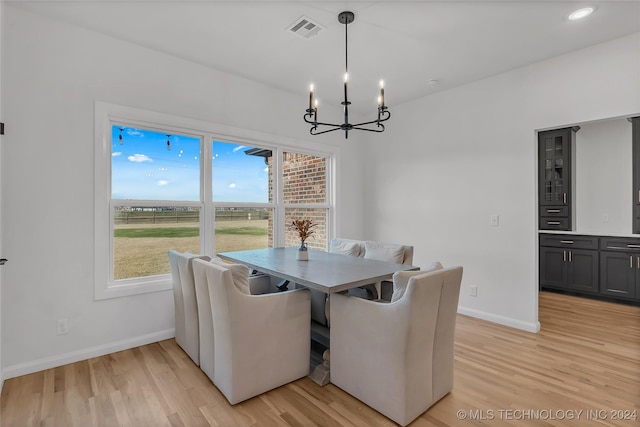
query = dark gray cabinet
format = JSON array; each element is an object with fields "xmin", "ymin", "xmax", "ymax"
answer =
[
  {"xmin": 599, "ymin": 237, "xmax": 640, "ymax": 300},
  {"xmin": 632, "ymin": 117, "xmax": 640, "ymax": 233},
  {"xmin": 539, "ymin": 234, "xmax": 598, "ymax": 294},
  {"xmin": 540, "ymin": 234, "xmax": 640, "ymax": 304},
  {"xmin": 538, "ymin": 128, "xmax": 575, "ymax": 231}
]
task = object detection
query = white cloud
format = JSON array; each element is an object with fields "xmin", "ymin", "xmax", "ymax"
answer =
[
  {"xmin": 127, "ymin": 129, "xmax": 144, "ymax": 137},
  {"xmin": 128, "ymin": 154, "xmax": 152, "ymax": 163},
  {"xmin": 157, "ymin": 180, "xmax": 169, "ymax": 187},
  {"xmin": 263, "ymin": 167, "xmax": 269, "ymax": 172},
  {"xmin": 232, "ymin": 145, "xmax": 247, "ymax": 152},
  {"xmin": 228, "ymin": 183, "xmax": 236, "ymax": 189},
  {"xmin": 112, "ymin": 152, "xmax": 122, "ymax": 157}
]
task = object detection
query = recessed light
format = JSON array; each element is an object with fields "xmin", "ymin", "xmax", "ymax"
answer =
[{"xmin": 568, "ymin": 7, "xmax": 594, "ymax": 21}]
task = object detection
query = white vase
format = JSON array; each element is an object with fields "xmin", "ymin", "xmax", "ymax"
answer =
[{"xmin": 296, "ymin": 245, "xmax": 309, "ymax": 261}]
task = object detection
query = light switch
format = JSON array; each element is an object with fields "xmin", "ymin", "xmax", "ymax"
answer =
[{"xmin": 490, "ymin": 214, "xmax": 499, "ymax": 226}]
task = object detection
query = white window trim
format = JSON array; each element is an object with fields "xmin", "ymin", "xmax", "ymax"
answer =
[{"xmin": 95, "ymin": 101, "xmax": 337, "ymax": 300}]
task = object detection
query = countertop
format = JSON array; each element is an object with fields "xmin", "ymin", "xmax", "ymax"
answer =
[{"xmin": 539, "ymin": 230, "xmax": 640, "ymax": 238}]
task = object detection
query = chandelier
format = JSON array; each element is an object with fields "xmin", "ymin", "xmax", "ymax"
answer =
[{"xmin": 304, "ymin": 11, "xmax": 391, "ymax": 139}]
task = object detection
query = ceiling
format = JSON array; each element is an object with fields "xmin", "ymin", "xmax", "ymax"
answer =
[{"xmin": 10, "ymin": 1, "xmax": 640, "ymax": 114}]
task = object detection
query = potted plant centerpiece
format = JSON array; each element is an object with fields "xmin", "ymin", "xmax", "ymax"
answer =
[{"xmin": 291, "ymin": 219, "xmax": 316, "ymax": 261}]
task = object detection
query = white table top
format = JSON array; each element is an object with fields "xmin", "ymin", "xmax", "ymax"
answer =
[{"xmin": 218, "ymin": 247, "xmax": 418, "ymax": 294}]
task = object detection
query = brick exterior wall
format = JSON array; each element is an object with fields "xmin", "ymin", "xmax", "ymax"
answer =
[{"xmin": 267, "ymin": 152, "xmax": 327, "ymax": 250}]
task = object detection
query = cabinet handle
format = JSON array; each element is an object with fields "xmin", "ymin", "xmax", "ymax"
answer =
[
  {"xmin": 547, "ymin": 221, "xmax": 561, "ymax": 225},
  {"xmin": 547, "ymin": 209, "xmax": 560, "ymax": 213},
  {"xmin": 560, "ymin": 240, "xmax": 574, "ymax": 244},
  {"xmin": 563, "ymin": 193, "xmax": 567, "ymax": 204},
  {"xmin": 563, "ymin": 251, "xmax": 567, "ymax": 262},
  {"xmin": 631, "ymin": 256, "xmax": 634, "ymax": 269},
  {"xmin": 569, "ymin": 251, "xmax": 572, "ymax": 262},
  {"xmin": 627, "ymin": 244, "xmax": 640, "ymax": 249},
  {"xmin": 638, "ymin": 190, "xmax": 640, "ymax": 203},
  {"xmin": 637, "ymin": 256, "xmax": 639, "ymax": 269}
]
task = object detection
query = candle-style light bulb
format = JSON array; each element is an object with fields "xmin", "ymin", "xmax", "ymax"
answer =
[
  {"xmin": 309, "ymin": 84, "xmax": 314, "ymax": 111},
  {"xmin": 344, "ymin": 73, "xmax": 349, "ymax": 83},
  {"xmin": 377, "ymin": 95, "xmax": 382, "ymax": 106},
  {"xmin": 314, "ymin": 99, "xmax": 318, "ymax": 121},
  {"xmin": 379, "ymin": 79, "xmax": 385, "ymax": 108}
]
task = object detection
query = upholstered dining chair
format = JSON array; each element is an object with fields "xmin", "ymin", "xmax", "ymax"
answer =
[
  {"xmin": 168, "ymin": 250, "xmax": 211, "ymax": 366},
  {"xmin": 362, "ymin": 240, "xmax": 414, "ymax": 300},
  {"xmin": 329, "ymin": 238, "xmax": 414, "ymax": 300},
  {"xmin": 329, "ymin": 266, "xmax": 463, "ymax": 426},
  {"xmin": 192, "ymin": 258, "xmax": 311, "ymax": 405}
]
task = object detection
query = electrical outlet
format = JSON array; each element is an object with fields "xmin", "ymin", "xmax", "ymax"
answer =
[
  {"xmin": 56, "ymin": 319, "xmax": 69, "ymax": 335},
  {"xmin": 490, "ymin": 214, "xmax": 499, "ymax": 226},
  {"xmin": 470, "ymin": 286, "xmax": 478, "ymax": 297}
]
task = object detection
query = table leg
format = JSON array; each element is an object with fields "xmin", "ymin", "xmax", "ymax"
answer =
[{"xmin": 309, "ymin": 350, "xmax": 330, "ymax": 386}]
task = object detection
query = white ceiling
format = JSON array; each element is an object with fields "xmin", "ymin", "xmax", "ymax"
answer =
[{"xmin": 11, "ymin": 1, "xmax": 640, "ymax": 114}]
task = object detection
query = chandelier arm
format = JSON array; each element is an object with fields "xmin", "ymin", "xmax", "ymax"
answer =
[
  {"xmin": 304, "ymin": 116, "xmax": 350, "ymax": 129},
  {"xmin": 310, "ymin": 126, "xmax": 344, "ymax": 136},
  {"xmin": 350, "ymin": 111, "xmax": 392, "ymax": 128},
  {"xmin": 303, "ymin": 113, "xmax": 316, "ymax": 124},
  {"xmin": 351, "ymin": 124, "xmax": 386, "ymax": 133}
]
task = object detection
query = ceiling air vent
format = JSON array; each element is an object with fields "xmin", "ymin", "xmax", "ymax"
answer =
[{"xmin": 287, "ymin": 16, "xmax": 323, "ymax": 39}]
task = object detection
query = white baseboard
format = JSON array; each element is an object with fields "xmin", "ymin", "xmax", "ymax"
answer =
[
  {"xmin": 458, "ymin": 306, "xmax": 540, "ymax": 333},
  {"xmin": 2, "ymin": 329, "xmax": 175, "ymax": 380}
]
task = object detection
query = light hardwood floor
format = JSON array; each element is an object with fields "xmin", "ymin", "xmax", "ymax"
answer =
[{"xmin": 1, "ymin": 292, "xmax": 639, "ymax": 426}]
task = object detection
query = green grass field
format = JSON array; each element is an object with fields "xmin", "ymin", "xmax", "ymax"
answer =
[
  {"xmin": 113, "ymin": 220, "xmax": 269, "ymax": 280},
  {"xmin": 114, "ymin": 225, "xmax": 267, "ymax": 238}
]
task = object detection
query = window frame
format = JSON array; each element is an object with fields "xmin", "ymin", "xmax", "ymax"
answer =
[{"xmin": 95, "ymin": 101, "xmax": 336, "ymax": 300}]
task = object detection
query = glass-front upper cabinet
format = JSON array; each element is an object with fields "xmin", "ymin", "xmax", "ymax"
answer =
[{"xmin": 538, "ymin": 127, "xmax": 576, "ymax": 230}]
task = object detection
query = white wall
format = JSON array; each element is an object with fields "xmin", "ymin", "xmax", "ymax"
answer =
[
  {"xmin": 1, "ymin": 5, "xmax": 365, "ymax": 377},
  {"xmin": 0, "ymin": 0, "xmax": 4, "ymax": 392},
  {"xmin": 363, "ymin": 33, "xmax": 640, "ymax": 331},
  {"xmin": 575, "ymin": 118, "xmax": 633, "ymax": 234}
]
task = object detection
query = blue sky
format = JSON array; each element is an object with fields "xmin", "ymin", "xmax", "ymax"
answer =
[{"xmin": 112, "ymin": 126, "xmax": 269, "ymax": 202}]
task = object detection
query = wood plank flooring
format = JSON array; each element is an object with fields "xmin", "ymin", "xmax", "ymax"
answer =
[{"xmin": 1, "ymin": 292, "xmax": 639, "ymax": 426}]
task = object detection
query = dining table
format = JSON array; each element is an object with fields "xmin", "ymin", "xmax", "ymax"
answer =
[
  {"xmin": 217, "ymin": 246, "xmax": 418, "ymax": 294},
  {"xmin": 217, "ymin": 246, "xmax": 419, "ymax": 385}
]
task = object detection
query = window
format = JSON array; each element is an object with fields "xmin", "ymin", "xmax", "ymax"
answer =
[
  {"xmin": 212, "ymin": 140, "xmax": 274, "ymax": 253},
  {"xmin": 95, "ymin": 102, "xmax": 335, "ymax": 299},
  {"xmin": 282, "ymin": 151, "xmax": 328, "ymax": 251},
  {"xmin": 111, "ymin": 127, "xmax": 202, "ymax": 281}
]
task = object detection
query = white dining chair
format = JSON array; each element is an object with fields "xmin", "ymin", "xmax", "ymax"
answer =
[
  {"xmin": 192, "ymin": 258, "xmax": 311, "ymax": 404},
  {"xmin": 168, "ymin": 250, "xmax": 211, "ymax": 366},
  {"xmin": 329, "ymin": 266, "xmax": 463, "ymax": 426}
]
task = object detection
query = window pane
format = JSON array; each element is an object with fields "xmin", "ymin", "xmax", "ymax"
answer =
[
  {"xmin": 214, "ymin": 208, "xmax": 272, "ymax": 253},
  {"xmin": 212, "ymin": 141, "xmax": 272, "ymax": 203},
  {"xmin": 283, "ymin": 152, "xmax": 327, "ymax": 204},
  {"xmin": 112, "ymin": 126, "xmax": 200, "ymax": 201},
  {"xmin": 113, "ymin": 206, "xmax": 200, "ymax": 280},
  {"xmin": 285, "ymin": 208, "xmax": 327, "ymax": 251}
]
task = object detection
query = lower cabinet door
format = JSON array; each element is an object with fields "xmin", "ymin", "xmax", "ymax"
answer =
[
  {"xmin": 600, "ymin": 251, "xmax": 636, "ymax": 299},
  {"xmin": 566, "ymin": 249, "xmax": 598, "ymax": 294},
  {"xmin": 540, "ymin": 246, "xmax": 568, "ymax": 289}
]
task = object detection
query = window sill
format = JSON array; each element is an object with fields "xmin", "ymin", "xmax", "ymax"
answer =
[{"xmin": 95, "ymin": 275, "xmax": 172, "ymax": 300}]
